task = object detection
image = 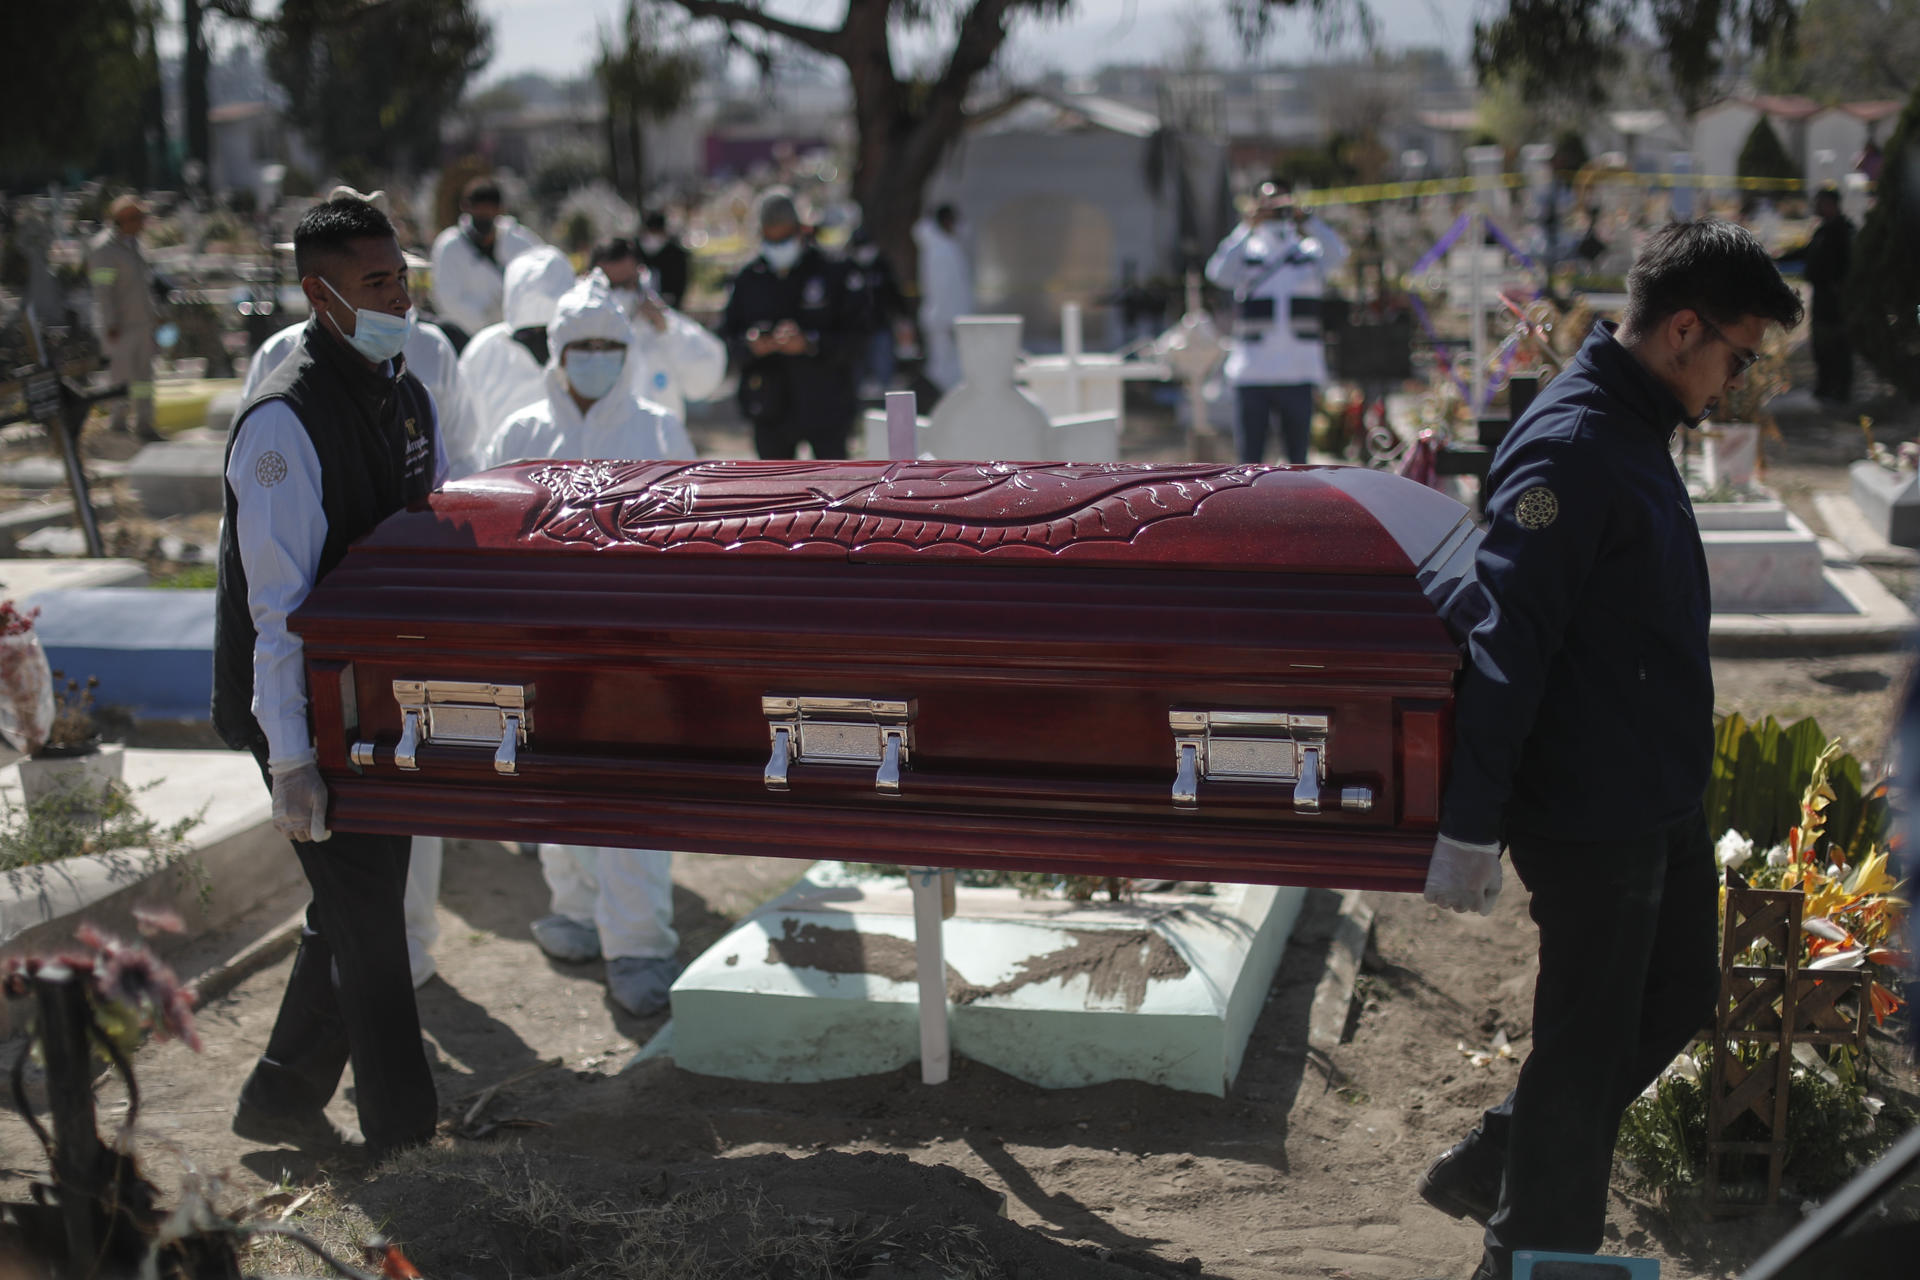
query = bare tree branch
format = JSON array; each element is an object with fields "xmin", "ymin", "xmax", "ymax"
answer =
[
  {"xmin": 662, "ymin": 0, "xmax": 845, "ymax": 56},
  {"xmin": 963, "ymin": 88, "xmax": 1034, "ymax": 126}
]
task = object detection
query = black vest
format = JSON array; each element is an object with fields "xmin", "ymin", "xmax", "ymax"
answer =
[{"xmin": 211, "ymin": 321, "xmax": 436, "ymax": 754}]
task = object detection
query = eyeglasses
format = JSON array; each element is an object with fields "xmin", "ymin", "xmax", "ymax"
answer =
[{"xmin": 1698, "ymin": 316, "xmax": 1760, "ymax": 379}]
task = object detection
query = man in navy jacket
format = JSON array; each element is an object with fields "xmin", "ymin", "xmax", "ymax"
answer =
[{"xmin": 1416, "ymin": 220, "xmax": 1804, "ymax": 1280}]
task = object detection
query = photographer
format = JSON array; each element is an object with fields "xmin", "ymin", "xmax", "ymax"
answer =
[
  {"xmin": 1204, "ymin": 182, "xmax": 1347, "ymax": 464},
  {"xmin": 720, "ymin": 190, "xmax": 857, "ymax": 460}
]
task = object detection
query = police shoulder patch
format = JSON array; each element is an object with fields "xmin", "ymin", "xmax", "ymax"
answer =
[
  {"xmin": 1515, "ymin": 485, "xmax": 1558, "ymax": 530},
  {"xmin": 255, "ymin": 451, "xmax": 288, "ymax": 488}
]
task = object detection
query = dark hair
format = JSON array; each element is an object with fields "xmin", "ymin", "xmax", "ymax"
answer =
[
  {"xmin": 1623, "ymin": 218, "xmax": 1803, "ymax": 337},
  {"xmin": 933, "ymin": 203, "xmax": 957, "ymax": 228},
  {"xmin": 642, "ymin": 210, "xmax": 668, "ymax": 233},
  {"xmin": 462, "ymin": 176, "xmax": 503, "ymax": 206},
  {"xmin": 293, "ymin": 196, "xmax": 396, "ymax": 279},
  {"xmin": 590, "ymin": 237, "xmax": 639, "ymax": 267},
  {"xmin": 1814, "ymin": 185, "xmax": 1841, "ymax": 206}
]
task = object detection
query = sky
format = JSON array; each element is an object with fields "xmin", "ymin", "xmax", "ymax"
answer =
[{"xmin": 472, "ymin": 0, "xmax": 1481, "ymax": 85}]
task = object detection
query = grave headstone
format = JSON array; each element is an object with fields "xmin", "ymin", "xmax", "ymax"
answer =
[
  {"xmin": 1848, "ymin": 460, "xmax": 1920, "ymax": 549},
  {"xmin": 126, "ymin": 440, "xmax": 228, "ymax": 518}
]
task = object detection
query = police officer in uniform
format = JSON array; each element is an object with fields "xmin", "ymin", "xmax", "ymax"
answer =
[
  {"xmin": 214, "ymin": 196, "xmax": 446, "ymax": 1159},
  {"xmin": 721, "ymin": 190, "xmax": 858, "ymax": 460},
  {"xmin": 1204, "ymin": 182, "xmax": 1347, "ymax": 464},
  {"xmin": 1415, "ymin": 221, "xmax": 1804, "ymax": 1280}
]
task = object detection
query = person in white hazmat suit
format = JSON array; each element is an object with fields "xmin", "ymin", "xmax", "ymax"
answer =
[
  {"xmin": 913, "ymin": 204, "xmax": 974, "ymax": 393},
  {"xmin": 587, "ymin": 237, "xmax": 725, "ymax": 426},
  {"xmin": 428, "ymin": 176, "xmax": 544, "ymax": 345},
  {"xmin": 480, "ymin": 275, "xmax": 693, "ymax": 1017},
  {"xmin": 238, "ymin": 187, "xmax": 468, "ymax": 991},
  {"xmin": 451, "ymin": 246, "xmax": 577, "ymax": 476},
  {"xmin": 1204, "ymin": 182, "xmax": 1348, "ymax": 464}
]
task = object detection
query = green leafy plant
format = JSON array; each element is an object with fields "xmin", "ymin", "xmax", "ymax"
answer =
[
  {"xmin": 1702, "ymin": 714, "xmax": 1889, "ymax": 860},
  {"xmin": 0, "ymin": 778, "xmax": 202, "ymax": 882}
]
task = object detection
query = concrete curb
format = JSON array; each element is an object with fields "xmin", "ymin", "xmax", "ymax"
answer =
[
  {"xmin": 1707, "ymin": 540, "xmax": 1917, "ymax": 656},
  {"xmin": 1812, "ymin": 491, "xmax": 1920, "ymax": 569}
]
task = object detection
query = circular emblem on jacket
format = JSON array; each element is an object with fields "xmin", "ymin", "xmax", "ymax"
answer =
[
  {"xmin": 255, "ymin": 451, "xmax": 288, "ymax": 487},
  {"xmin": 1515, "ymin": 486, "xmax": 1558, "ymax": 530}
]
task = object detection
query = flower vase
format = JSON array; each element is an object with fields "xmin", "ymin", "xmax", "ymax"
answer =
[
  {"xmin": 18, "ymin": 742, "xmax": 126, "ymax": 810},
  {"xmin": 0, "ymin": 631, "xmax": 54, "ymax": 757}
]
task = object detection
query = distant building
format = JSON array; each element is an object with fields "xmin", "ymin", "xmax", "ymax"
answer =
[
  {"xmin": 208, "ymin": 102, "xmax": 320, "ymax": 205},
  {"xmin": 1691, "ymin": 96, "xmax": 1903, "ymax": 191}
]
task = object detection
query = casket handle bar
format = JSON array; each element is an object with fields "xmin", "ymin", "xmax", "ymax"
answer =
[
  {"xmin": 1169, "ymin": 709, "xmax": 1373, "ymax": 814},
  {"xmin": 763, "ymin": 696, "xmax": 916, "ymax": 796},
  {"xmin": 385, "ymin": 680, "xmax": 534, "ymax": 776}
]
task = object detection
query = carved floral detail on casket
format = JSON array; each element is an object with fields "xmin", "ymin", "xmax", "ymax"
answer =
[{"xmin": 521, "ymin": 460, "xmax": 1265, "ymax": 554}]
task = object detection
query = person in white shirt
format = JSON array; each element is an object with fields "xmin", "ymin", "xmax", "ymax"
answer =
[
  {"xmin": 428, "ymin": 176, "xmax": 544, "ymax": 346},
  {"xmin": 213, "ymin": 195, "xmax": 445, "ymax": 1159},
  {"xmin": 451, "ymin": 246, "xmax": 577, "ymax": 476},
  {"xmin": 1204, "ymin": 182, "xmax": 1349, "ymax": 463},
  {"xmin": 913, "ymin": 204, "xmax": 974, "ymax": 393},
  {"xmin": 587, "ymin": 237, "xmax": 725, "ymax": 427},
  {"xmin": 480, "ymin": 274, "xmax": 690, "ymax": 1017}
]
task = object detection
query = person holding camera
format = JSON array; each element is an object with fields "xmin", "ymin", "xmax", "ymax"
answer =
[
  {"xmin": 721, "ymin": 190, "xmax": 857, "ymax": 460},
  {"xmin": 1204, "ymin": 181, "xmax": 1347, "ymax": 464}
]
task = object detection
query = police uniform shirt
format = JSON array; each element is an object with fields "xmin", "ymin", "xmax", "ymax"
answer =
[
  {"xmin": 226, "ymin": 378, "xmax": 448, "ymax": 764},
  {"xmin": 1204, "ymin": 216, "xmax": 1348, "ymax": 388}
]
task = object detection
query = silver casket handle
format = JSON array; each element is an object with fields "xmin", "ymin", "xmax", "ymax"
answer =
[
  {"xmin": 763, "ymin": 696, "xmax": 915, "ymax": 797},
  {"xmin": 385, "ymin": 680, "xmax": 531, "ymax": 775},
  {"xmin": 1169, "ymin": 709, "xmax": 1371, "ymax": 814}
]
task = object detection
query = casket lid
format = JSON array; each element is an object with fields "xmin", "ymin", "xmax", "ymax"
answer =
[{"xmin": 360, "ymin": 460, "xmax": 1473, "ymax": 577}]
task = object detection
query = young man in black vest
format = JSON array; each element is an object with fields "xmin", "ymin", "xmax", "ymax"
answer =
[{"xmin": 213, "ymin": 196, "xmax": 445, "ymax": 1159}]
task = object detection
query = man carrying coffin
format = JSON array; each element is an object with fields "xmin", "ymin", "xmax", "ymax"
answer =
[
  {"xmin": 213, "ymin": 196, "xmax": 445, "ymax": 1158},
  {"xmin": 1416, "ymin": 220, "xmax": 1804, "ymax": 1279},
  {"xmin": 481, "ymin": 274, "xmax": 692, "ymax": 1018}
]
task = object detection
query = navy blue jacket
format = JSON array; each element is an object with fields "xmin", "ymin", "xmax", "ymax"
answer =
[{"xmin": 1439, "ymin": 322, "xmax": 1713, "ymax": 846}]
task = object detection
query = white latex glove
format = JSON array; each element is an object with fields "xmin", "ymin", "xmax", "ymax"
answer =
[
  {"xmin": 1422, "ymin": 834, "xmax": 1502, "ymax": 916},
  {"xmin": 269, "ymin": 756, "xmax": 332, "ymax": 843}
]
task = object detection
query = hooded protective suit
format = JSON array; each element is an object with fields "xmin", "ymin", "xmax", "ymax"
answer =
[
  {"xmin": 479, "ymin": 275, "xmax": 689, "ymax": 971},
  {"xmin": 451, "ymin": 246, "xmax": 576, "ymax": 476},
  {"xmin": 428, "ymin": 211, "xmax": 544, "ymax": 340},
  {"xmin": 618, "ymin": 295, "xmax": 726, "ymax": 424}
]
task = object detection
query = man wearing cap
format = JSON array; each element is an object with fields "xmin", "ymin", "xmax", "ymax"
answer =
[
  {"xmin": 213, "ymin": 196, "xmax": 444, "ymax": 1160},
  {"xmin": 1205, "ymin": 181, "xmax": 1348, "ymax": 464},
  {"xmin": 88, "ymin": 196, "xmax": 164, "ymax": 441},
  {"xmin": 453, "ymin": 246, "xmax": 578, "ymax": 476},
  {"xmin": 480, "ymin": 274, "xmax": 692, "ymax": 1017},
  {"xmin": 429, "ymin": 176, "xmax": 544, "ymax": 348},
  {"xmin": 721, "ymin": 189, "xmax": 858, "ymax": 460}
]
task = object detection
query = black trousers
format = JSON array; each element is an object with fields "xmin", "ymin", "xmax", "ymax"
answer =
[
  {"xmin": 1470, "ymin": 808, "xmax": 1720, "ymax": 1270},
  {"xmin": 1810, "ymin": 319, "xmax": 1852, "ymax": 402},
  {"xmin": 240, "ymin": 754, "xmax": 437, "ymax": 1150},
  {"xmin": 754, "ymin": 413, "xmax": 851, "ymax": 461}
]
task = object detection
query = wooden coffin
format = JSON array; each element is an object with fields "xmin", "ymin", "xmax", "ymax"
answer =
[{"xmin": 290, "ymin": 460, "xmax": 1479, "ymax": 892}]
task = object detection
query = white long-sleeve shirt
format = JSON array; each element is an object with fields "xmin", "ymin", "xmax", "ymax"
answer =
[
  {"xmin": 1204, "ymin": 216, "xmax": 1348, "ymax": 387},
  {"xmin": 483, "ymin": 365, "xmax": 692, "ymax": 471},
  {"xmin": 226, "ymin": 382, "xmax": 448, "ymax": 765},
  {"xmin": 429, "ymin": 214, "xmax": 545, "ymax": 338}
]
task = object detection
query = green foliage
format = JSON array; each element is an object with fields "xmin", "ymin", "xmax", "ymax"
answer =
[
  {"xmin": 531, "ymin": 146, "xmax": 608, "ymax": 208},
  {"xmin": 1752, "ymin": 0, "xmax": 1920, "ymax": 100},
  {"xmin": 596, "ymin": 0, "xmax": 701, "ymax": 202},
  {"xmin": 1739, "ymin": 117, "xmax": 1799, "ymax": 183},
  {"xmin": 1845, "ymin": 82, "xmax": 1920, "ymax": 402},
  {"xmin": 0, "ymin": 778, "xmax": 200, "ymax": 874},
  {"xmin": 1703, "ymin": 713, "xmax": 1888, "ymax": 858},
  {"xmin": 0, "ymin": 0, "xmax": 165, "ymax": 187},
  {"xmin": 267, "ymin": 0, "xmax": 492, "ymax": 174}
]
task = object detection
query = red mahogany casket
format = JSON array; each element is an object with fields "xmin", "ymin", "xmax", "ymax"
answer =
[{"xmin": 288, "ymin": 460, "xmax": 1480, "ymax": 892}]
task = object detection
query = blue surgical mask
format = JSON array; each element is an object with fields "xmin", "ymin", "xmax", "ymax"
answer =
[
  {"xmin": 762, "ymin": 238, "xmax": 802, "ymax": 271},
  {"xmin": 321, "ymin": 277, "xmax": 414, "ymax": 363},
  {"xmin": 563, "ymin": 348, "xmax": 627, "ymax": 402}
]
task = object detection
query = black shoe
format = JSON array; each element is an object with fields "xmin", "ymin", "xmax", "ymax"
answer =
[
  {"xmin": 1417, "ymin": 1136, "xmax": 1502, "ymax": 1227},
  {"xmin": 1469, "ymin": 1253, "xmax": 1506, "ymax": 1280},
  {"xmin": 232, "ymin": 1098, "xmax": 360, "ymax": 1151}
]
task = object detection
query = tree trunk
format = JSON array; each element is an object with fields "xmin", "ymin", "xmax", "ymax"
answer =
[
  {"xmin": 629, "ymin": 105, "xmax": 646, "ymax": 206},
  {"xmin": 183, "ymin": 0, "xmax": 211, "ymax": 175}
]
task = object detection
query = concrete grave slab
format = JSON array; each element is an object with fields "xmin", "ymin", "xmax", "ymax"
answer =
[
  {"xmin": 665, "ymin": 863, "xmax": 1307, "ymax": 1096},
  {"xmin": 0, "ymin": 498, "xmax": 115, "ymax": 556},
  {"xmin": 0, "ymin": 558, "xmax": 148, "ymax": 596},
  {"xmin": 0, "ymin": 455, "xmax": 127, "ymax": 490},
  {"xmin": 1813, "ymin": 490, "xmax": 1920, "ymax": 568},
  {"xmin": 1848, "ymin": 460, "xmax": 1920, "ymax": 549},
  {"xmin": 0, "ymin": 748, "xmax": 299, "ymax": 974},
  {"xmin": 126, "ymin": 440, "xmax": 229, "ymax": 518},
  {"xmin": 1709, "ymin": 545, "xmax": 1916, "ymax": 654},
  {"xmin": 1697, "ymin": 502, "xmax": 1825, "ymax": 612},
  {"xmin": 27, "ymin": 588, "xmax": 214, "ymax": 720}
]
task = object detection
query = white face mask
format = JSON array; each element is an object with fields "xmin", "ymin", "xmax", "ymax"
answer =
[
  {"xmin": 320, "ymin": 277, "xmax": 414, "ymax": 363},
  {"xmin": 564, "ymin": 347, "xmax": 627, "ymax": 402},
  {"xmin": 762, "ymin": 238, "xmax": 803, "ymax": 271}
]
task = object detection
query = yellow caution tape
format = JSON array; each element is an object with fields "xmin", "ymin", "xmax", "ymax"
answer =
[{"xmin": 1297, "ymin": 170, "xmax": 1805, "ymax": 207}]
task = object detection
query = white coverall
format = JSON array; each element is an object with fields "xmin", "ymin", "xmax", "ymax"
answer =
[
  {"xmin": 224, "ymin": 359, "xmax": 448, "ymax": 982},
  {"xmin": 913, "ymin": 218, "xmax": 974, "ymax": 393},
  {"xmin": 451, "ymin": 246, "xmax": 577, "ymax": 477},
  {"xmin": 241, "ymin": 316, "xmax": 465, "ymax": 983},
  {"xmin": 428, "ymin": 212, "xmax": 544, "ymax": 340},
  {"xmin": 620, "ymin": 303, "xmax": 725, "ymax": 427},
  {"xmin": 480, "ymin": 277, "xmax": 688, "ymax": 962}
]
